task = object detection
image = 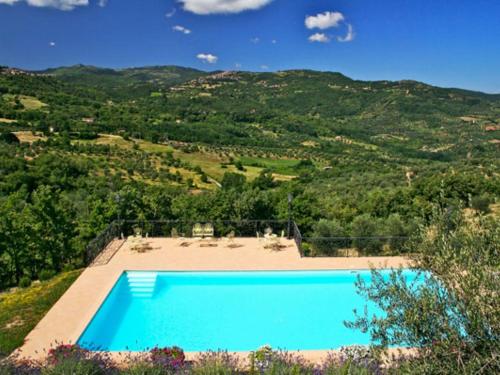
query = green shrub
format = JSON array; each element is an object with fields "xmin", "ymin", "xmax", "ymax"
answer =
[
  {"xmin": 18, "ymin": 277, "xmax": 31, "ymax": 288},
  {"xmin": 39, "ymin": 270, "xmax": 55, "ymax": 282},
  {"xmin": 470, "ymin": 194, "xmax": 492, "ymax": 213},
  {"xmin": 250, "ymin": 346, "xmax": 315, "ymax": 375},
  {"xmin": 234, "ymin": 160, "xmax": 245, "ymax": 171},
  {"xmin": 43, "ymin": 344, "xmax": 114, "ymax": 375},
  {"xmin": 121, "ymin": 361, "xmax": 169, "ymax": 375},
  {"xmin": 192, "ymin": 351, "xmax": 241, "ymax": 375},
  {"xmin": 42, "ymin": 357, "xmax": 109, "ymax": 375}
]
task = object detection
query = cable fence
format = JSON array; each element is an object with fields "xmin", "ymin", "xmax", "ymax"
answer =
[{"xmin": 302, "ymin": 236, "xmax": 410, "ymax": 257}]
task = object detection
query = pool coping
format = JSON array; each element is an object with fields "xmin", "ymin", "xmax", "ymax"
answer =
[{"xmin": 16, "ymin": 237, "xmax": 412, "ymax": 362}]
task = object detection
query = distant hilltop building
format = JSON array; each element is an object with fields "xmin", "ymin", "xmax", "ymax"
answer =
[
  {"xmin": 0, "ymin": 67, "xmax": 37, "ymax": 76},
  {"xmin": 82, "ymin": 117, "xmax": 95, "ymax": 124}
]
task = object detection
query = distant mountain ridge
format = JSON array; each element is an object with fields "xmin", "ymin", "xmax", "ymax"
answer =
[
  {"xmin": 2, "ymin": 64, "xmax": 499, "ymax": 99},
  {"xmin": 26, "ymin": 65, "xmax": 208, "ymax": 97}
]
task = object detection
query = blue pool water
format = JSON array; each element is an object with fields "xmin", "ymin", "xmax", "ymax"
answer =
[{"xmin": 78, "ymin": 270, "xmax": 420, "ymax": 351}]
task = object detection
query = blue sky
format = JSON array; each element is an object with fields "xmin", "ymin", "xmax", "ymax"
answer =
[{"xmin": 0, "ymin": 0, "xmax": 499, "ymax": 93}]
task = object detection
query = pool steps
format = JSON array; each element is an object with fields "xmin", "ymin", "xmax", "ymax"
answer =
[{"xmin": 126, "ymin": 271, "xmax": 158, "ymax": 298}]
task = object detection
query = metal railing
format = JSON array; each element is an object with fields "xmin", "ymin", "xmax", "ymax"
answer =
[
  {"xmin": 84, "ymin": 220, "xmax": 301, "ymax": 265},
  {"xmin": 119, "ymin": 220, "xmax": 294, "ymax": 238},
  {"xmin": 84, "ymin": 219, "xmax": 411, "ymax": 265},
  {"xmin": 84, "ymin": 221, "xmax": 122, "ymax": 265}
]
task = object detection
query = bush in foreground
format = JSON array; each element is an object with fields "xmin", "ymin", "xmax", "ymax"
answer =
[
  {"xmin": 347, "ymin": 208, "xmax": 500, "ymax": 374},
  {"xmin": 1, "ymin": 345, "xmax": 389, "ymax": 375}
]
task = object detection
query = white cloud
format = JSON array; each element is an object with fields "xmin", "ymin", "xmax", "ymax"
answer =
[
  {"xmin": 172, "ymin": 25, "xmax": 192, "ymax": 34},
  {"xmin": 337, "ymin": 23, "xmax": 355, "ymax": 42},
  {"xmin": 305, "ymin": 11, "xmax": 344, "ymax": 30},
  {"xmin": 197, "ymin": 53, "xmax": 218, "ymax": 64},
  {"xmin": 49, "ymin": 41, "xmax": 56, "ymax": 47},
  {"xmin": 250, "ymin": 37, "xmax": 260, "ymax": 44},
  {"xmin": 0, "ymin": 0, "xmax": 89, "ymax": 10},
  {"xmin": 179, "ymin": 0, "xmax": 273, "ymax": 15},
  {"xmin": 98, "ymin": 0, "xmax": 106, "ymax": 7},
  {"xmin": 260, "ymin": 64, "xmax": 269, "ymax": 70},
  {"xmin": 271, "ymin": 39, "xmax": 277, "ymax": 44},
  {"xmin": 308, "ymin": 33, "xmax": 330, "ymax": 43},
  {"xmin": 165, "ymin": 8, "xmax": 176, "ymax": 18},
  {"xmin": 235, "ymin": 62, "xmax": 242, "ymax": 69}
]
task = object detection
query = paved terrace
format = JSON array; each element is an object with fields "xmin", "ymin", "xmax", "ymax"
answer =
[{"xmin": 17, "ymin": 237, "xmax": 410, "ymax": 362}]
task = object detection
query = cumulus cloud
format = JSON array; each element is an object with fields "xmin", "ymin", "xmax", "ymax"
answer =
[
  {"xmin": 305, "ymin": 11, "xmax": 344, "ymax": 30},
  {"xmin": 49, "ymin": 41, "xmax": 56, "ymax": 47},
  {"xmin": 197, "ymin": 53, "xmax": 218, "ymax": 64},
  {"xmin": 98, "ymin": 0, "xmax": 106, "ymax": 7},
  {"xmin": 179, "ymin": 0, "xmax": 273, "ymax": 15},
  {"xmin": 260, "ymin": 64, "xmax": 269, "ymax": 70},
  {"xmin": 172, "ymin": 25, "xmax": 191, "ymax": 34},
  {"xmin": 308, "ymin": 33, "xmax": 330, "ymax": 43},
  {"xmin": 337, "ymin": 23, "xmax": 355, "ymax": 42},
  {"xmin": 0, "ymin": 0, "xmax": 89, "ymax": 11},
  {"xmin": 250, "ymin": 37, "xmax": 260, "ymax": 44}
]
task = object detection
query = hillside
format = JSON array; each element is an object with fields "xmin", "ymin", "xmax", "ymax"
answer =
[
  {"xmin": 1, "ymin": 65, "xmax": 499, "ymax": 187},
  {"xmin": 38, "ymin": 65, "xmax": 207, "ymax": 98}
]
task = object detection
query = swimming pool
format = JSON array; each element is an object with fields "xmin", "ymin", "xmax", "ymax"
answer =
[{"xmin": 78, "ymin": 270, "xmax": 419, "ymax": 351}]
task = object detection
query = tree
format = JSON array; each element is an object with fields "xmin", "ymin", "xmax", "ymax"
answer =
[
  {"xmin": 221, "ymin": 172, "xmax": 246, "ymax": 191},
  {"xmin": 384, "ymin": 214, "xmax": 408, "ymax": 252},
  {"xmin": 234, "ymin": 160, "xmax": 245, "ymax": 171},
  {"xmin": 26, "ymin": 186, "xmax": 75, "ymax": 273},
  {"xmin": 347, "ymin": 209, "xmax": 500, "ymax": 374},
  {"xmin": 0, "ymin": 132, "xmax": 20, "ymax": 144},
  {"xmin": 0, "ymin": 194, "xmax": 31, "ymax": 286},
  {"xmin": 311, "ymin": 219, "xmax": 346, "ymax": 255},
  {"xmin": 252, "ymin": 171, "xmax": 276, "ymax": 190},
  {"xmin": 351, "ymin": 214, "xmax": 382, "ymax": 254}
]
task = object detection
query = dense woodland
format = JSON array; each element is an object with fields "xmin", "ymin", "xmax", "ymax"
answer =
[{"xmin": 0, "ymin": 65, "xmax": 499, "ymax": 290}]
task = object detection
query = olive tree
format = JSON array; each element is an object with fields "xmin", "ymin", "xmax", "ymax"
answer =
[{"xmin": 347, "ymin": 208, "xmax": 500, "ymax": 374}]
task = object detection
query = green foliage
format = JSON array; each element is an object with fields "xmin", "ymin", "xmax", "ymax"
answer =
[
  {"xmin": 347, "ymin": 209, "xmax": 500, "ymax": 374},
  {"xmin": 351, "ymin": 215, "xmax": 383, "ymax": 254},
  {"xmin": 0, "ymin": 132, "xmax": 19, "ymax": 144},
  {"xmin": 17, "ymin": 277, "xmax": 31, "ymax": 288},
  {"xmin": 310, "ymin": 219, "xmax": 347, "ymax": 255},
  {"xmin": 191, "ymin": 351, "xmax": 241, "ymax": 375},
  {"xmin": 221, "ymin": 172, "xmax": 246, "ymax": 191},
  {"xmin": 470, "ymin": 194, "xmax": 493, "ymax": 213},
  {"xmin": 38, "ymin": 270, "xmax": 55, "ymax": 281}
]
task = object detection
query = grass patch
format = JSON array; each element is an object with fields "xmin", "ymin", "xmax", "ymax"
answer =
[
  {"xmin": 13, "ymin": 131, "xmax": 46, "ymax": 143},
  {"xmin": 238, "ymin": 156, "xmax": 301, "ymax": 175},
  {"xmin": 136, "ymin": 140, "xmax": 174, "ymax": 153},
  {"xmin": 3, "ymin": 94, "xmax": 47, "ymax": 110},
  {"xmin": 0, "ymin": 270, "xmax": 82, "ymax": 356}
]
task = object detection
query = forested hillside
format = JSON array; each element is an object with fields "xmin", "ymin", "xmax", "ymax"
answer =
[{"xmin": 0, "ymin": 65, "xmax": 498, "ymax": 290}]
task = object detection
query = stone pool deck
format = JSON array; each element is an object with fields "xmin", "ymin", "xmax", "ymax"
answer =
[{"xmin": 16, "ymin": 237, "xmax": 411, "ymax": 362}]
